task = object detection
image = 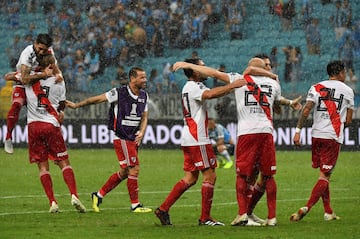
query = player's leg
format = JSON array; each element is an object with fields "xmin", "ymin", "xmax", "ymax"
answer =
[
  {"xmin": 48, "ymin": 124, "xmax": 85, "ymax": 213},
  {"xmin": 4, "ymin": 86, "xmax": 25, "ymax": 154}
]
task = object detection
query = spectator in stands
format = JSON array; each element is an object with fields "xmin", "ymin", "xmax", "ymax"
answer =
[
  {"xmin": 112, "ymin": 64, "xmax": 128, "ymax": 87},
  {"xmin": 168, "ymin": 13, "xmax": 182, "ymax": 48},
  {"xmin": 301, "ymin": 0, "xmax": 313, "ymax": 28},
  {"xmin": 190, "ymin": 6, "xmax": 203, "ymax": 48},
  {"xmin": 7, "ymin": 2, "xmax": 20, "ymax": 29},
  {"xmin": 84, "ymin": 45, "xmax": 100, "ymax": 78},
  {"xmin": 292, "ymin": 46, "xmax": 303, "ymax": 82},
  {"xmin": 6, "ymin": 35, "xmax": 23, "ymax": 70},
  {"xmin": 73, "ymin": 64, "xmax": 90, "ymax": 93},
  {"xmin": 269, "ymin": 46, "xmax": 279, "ymax": 74},
  {"xmin": 152, "ymin": 19, "xmax": 165, "ymax": 57},
  {"xmin": 305, "ymin": 18, "xmax": 321, "ymax": 55},
  {"xmin": 330, "ymin": 0, "xmax": 348, "ymax": 41},
  {"xmin": 103, "ymin": 30, "xmax": 121, "ymax": 66},
  {"xmin": 283, "ymin": 45, "xmax": 295, "ymax": 83},
  {"xmin": 133, "ymin": 20, "xmax": 147, "ymax": 58},
  {"xmin": 147, "ymin": 68, "xmax": 162, "ymax": 94},
  {"xmin": 228, "ymin": 0, "xmax": 244, "ymax": 40},
  {"xmin": 281, "ymin": 0, "xmax": 296, "ymax": 31},
  {"xmin": 338, "ymin": 29, "xmax": 357, "ymax": 90},
  {"xmin": 342, "ymin": 0, "xmax": 352, "ymax": 29}
]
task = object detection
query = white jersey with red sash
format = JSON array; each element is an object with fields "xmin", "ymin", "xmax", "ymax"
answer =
[
  {"xmin": 228, "ymin": 73, "xmax": 281, "ymax": 136},
  {"xmin": 181, "ymin": 80, "xmax": 211, "ymax": 146},
  {"xmin": 25, "ymin": 76, "xmax": 65, "ymax": 127},
  {"xmin": 307, "ymin": 79, "xmax": 354, "ymax": 143}
]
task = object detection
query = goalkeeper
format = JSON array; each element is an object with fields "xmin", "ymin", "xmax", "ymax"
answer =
[{"xmin": 208, "ymin": 118, "xmax": 235, "ymax": 169}]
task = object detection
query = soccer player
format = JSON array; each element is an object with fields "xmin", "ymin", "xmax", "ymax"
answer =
[
  {"xmin": 230, "ymin": 58, "xmax": 282, "ymax": 226},
  {"xmin": 169, "ymin": 57, "xmax": 287, "ymax": 226},
  {"xmin": 208, "ymin": 117, "xmax": 234, "ymax": 169},
  {"xmin": 290, "ymin": 60, "xmax": 354, "ymax": 222},
  {"xmin": 23, "ymin": 54, "xmax": 85, "ymax": 213},
  {"xmin": 4, "ymin": 33, "xmax": 63, "ymax": 154},
  {"xmin": 66, "ymin": 66, "xmax": 152, "ymax": 213},
  {"xmin": 154, "ymin": 57, "xmax": 248, "ymax": 227},
  {"xmin": 245, "ymin": 53, "xmax": 303, "ymax": 225}
]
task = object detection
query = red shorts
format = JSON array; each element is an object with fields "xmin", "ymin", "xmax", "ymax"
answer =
[
  {"xmin": 12, "ymin": 85, "xmax": 26, "ymax": 106},
  {"xmin": 311, "ymin": 137, "xmax": 340, "ymax": 173},
  {"xmin": 28, "ymin": 122, "xmax": 68, "ymax": 163},
  {"xmin": 182, "ymin": 144, "xmax": 217, "ymax": 172},
  {"xmin": 113, "ymin": 139, "xmax": 139, "ymax": 168},
  {"xmin": 235, "ymin": 133, "xmax": 276, "ymax": 177}
]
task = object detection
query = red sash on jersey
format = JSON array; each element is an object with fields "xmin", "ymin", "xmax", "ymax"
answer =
[
  {"xmin": 314, "ymin": 83, "xmax": 341, "ymax": 137},
  {"xmin": 31, "ymin": 81, "xmax": 60, "ymax": 123},
  {"xmin": 244, "ymin": 75, "xmax": 273, "ymax": 124}
]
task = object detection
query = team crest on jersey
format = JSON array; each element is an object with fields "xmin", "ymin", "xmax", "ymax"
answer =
[
  {"xmin": 131, "ymin": 157, "xmax": 137, "ymax": 163},
  {"xmin": 14, "ymin": 93, "xmax": 20, "ymax": 97},
  {"xmin": 210, "ymin": 157, "xmax": 216, "ymax": 165},
  {"xmin": 110, "ymin": 89, "xmax": 116, "ymax": 96}
]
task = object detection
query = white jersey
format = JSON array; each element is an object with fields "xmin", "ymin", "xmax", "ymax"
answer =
[
  {"xmin": 307, "ymin": 79, "xmax": 354, "ymax": 143},
  {"xmin": 229, "ymin": 73, "xmax": 282, "ymax": 136},
  {"xmin": 25, "ymin": 76, "xmax": 66, "ymax": 127},
  {"xmin": 181, "ymin": 80, "xmax": 211, "ymax": 146},
  {"xmin": 16, "ymin": 44, "xmax": 56, "ymax": 72}
]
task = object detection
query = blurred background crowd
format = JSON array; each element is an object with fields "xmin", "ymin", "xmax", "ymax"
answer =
[{"xmin": 0, "ymin": 0, "xmax": 359, "ymax": 120}]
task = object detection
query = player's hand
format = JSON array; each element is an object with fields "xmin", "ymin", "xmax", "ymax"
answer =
[
  {"xmin": 58, "ymin": 111, "xmax": 65, "ymax": 125},
  {"xmin": 290, "ymin": 96, "xmax": 302, "ymax": 111},
  {"xmin": 135, "ymin": 131, "xmax": 143, "ymax": 146},
  {"xmin": 172, "ymin": 62, "xmax": 188, "ymax": 72},
  {"xmin": 65, "ymin": 100, "xmax": 77, "ymax": 109},
  {"xmin": 55, "ymin": 73, "xmax": 64, "ymax": 83},
  {"xmin": 293, "ymin": 133, "xmax": 301, "ymax": 147},
  {"xmin": 232, "ymin": 78, "xmax": 247, "ymax": 88},
  {"xmin": 43, "ymin": 64, "xmax": 53, "ymax": 78}
]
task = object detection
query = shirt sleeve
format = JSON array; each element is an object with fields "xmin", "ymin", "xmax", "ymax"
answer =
[{"xmin": 105, "ymin": 88, "xmax": 118, "ymax": 103}]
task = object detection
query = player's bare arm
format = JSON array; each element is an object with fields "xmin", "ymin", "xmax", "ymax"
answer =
[
  {"xmin": 65, "ymin": 93, "xmax": 108, "ymax": 109},
  {"xmin": 172, "ymin": 61, "xmax": 230, "ymax": 83},
  {"xmin": 280, "ymin": 95, "xmax": 303, "ymax": 110},
  {"xmin": 243, "ymin": 66, "xmax": 278, "ymax": 80},
  {"xmin": 21, "ymin": 64, "xmax": 53, "ymax": 85},
  {"xmin": 345, "ymin": 108, "xmax": 353, "ymax": 126},
  {"xmin": 293, "ymin": 101, "xmax": 315, "ymax": 146},
  {"xmin": 202, "ymin": 78, "xmax": 246, "ymax": 99}
]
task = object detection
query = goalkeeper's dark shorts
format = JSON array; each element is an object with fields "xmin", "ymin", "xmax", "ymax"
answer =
[{"xmin": 212, "ymin": 143, "xmax": 235, "ymax": 156}]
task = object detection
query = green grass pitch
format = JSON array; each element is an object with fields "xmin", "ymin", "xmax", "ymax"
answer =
[{"xmin": 0, "ymin": 148, "xmax": 359, "ymax": 239}]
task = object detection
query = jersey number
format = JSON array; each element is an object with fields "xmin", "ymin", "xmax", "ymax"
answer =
[
  {"xmin": 182, "ymin": 93, "xmax": 191, "ymax": 117},
  {"xmin": 317, "ymin": 87, "xmax": 343, "ymax": 111},
  {"xmin": 245, "ymin": 85, "xmax": 272, "ymax": 107},
  {"xmin": 37, "ymin": 86, "xmax": 50, "ymax": 108}
]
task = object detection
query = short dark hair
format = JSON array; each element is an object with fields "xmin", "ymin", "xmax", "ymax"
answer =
[
  {"xmin": 327, "ymin": 60, "xmax": 345, "ymax": 76},
  {"xmin": 183, "ymin": 58, "xmax": 202, "ymax": 78},
  {"xmin": 254, "ymin": 53, "xmax": 269, "ymax": 59},
  {"xmin": 129, "ymin": 66, "xmax": 145, "ymax": 79},
  {"xmin": 36, "ymin": 33, "xmax": 53, "ymax": 47}
]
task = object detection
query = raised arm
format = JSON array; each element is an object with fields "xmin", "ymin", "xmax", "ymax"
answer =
[
  {"xmin": 243, "ymin": 66, "xmax": 278, "ymax": 80},
  {"xmin": 172, "ymin": 61, "xmax": 230, "ymax": 83},
  {"xmin": 66, "ymin": 93, "xmax": 108, "ymax": 109}
]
